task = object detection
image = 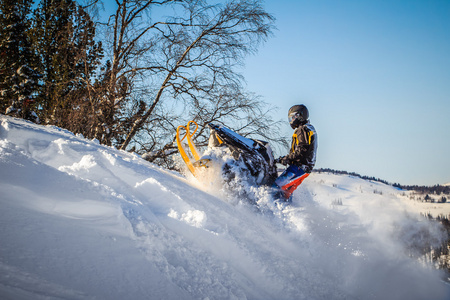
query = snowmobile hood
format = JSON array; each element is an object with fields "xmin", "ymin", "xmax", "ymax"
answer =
[{"xmin": 207, "ymin": 123, "xmax": 261, "ymax": 154}]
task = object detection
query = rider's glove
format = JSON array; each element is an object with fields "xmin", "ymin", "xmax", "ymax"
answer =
[{"xmin": 276, "ymin": 156, "xmax": 289, "ymax": 166}]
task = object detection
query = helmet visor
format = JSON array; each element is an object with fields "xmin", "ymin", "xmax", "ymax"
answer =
[{"xmin": 288, "ymin": 112, "xmax": 298, "ymax": 125}]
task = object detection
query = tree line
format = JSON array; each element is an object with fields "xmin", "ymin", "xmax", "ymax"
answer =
[
  {"xmin": 0, "ymin": 0, "xmax": 288, "ymax": 169},
  {"xmin": 314, "ymin": 168, "xmax": 392, "ymax": 185},
  {"xmin": 393, "ymin": 184, "xmax": 450, "ymax": 195},
  {"xmin": 314, "ymin": 168, "xmax": 450, "ymax": 195}
]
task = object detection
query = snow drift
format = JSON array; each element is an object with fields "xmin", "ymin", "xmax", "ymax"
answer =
[{"xmin": 0, "ymin": 115, "xmax": 449, "ymax": 300}]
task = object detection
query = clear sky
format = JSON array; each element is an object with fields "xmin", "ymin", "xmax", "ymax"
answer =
[{"xmin": 241, "ymin": 0, "xmax": 450, "ymax": 186}]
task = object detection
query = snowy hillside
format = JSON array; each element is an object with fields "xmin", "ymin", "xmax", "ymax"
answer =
[{"xmin": 1, "ymin": 115, "xmax": 449, "ymax": 300}]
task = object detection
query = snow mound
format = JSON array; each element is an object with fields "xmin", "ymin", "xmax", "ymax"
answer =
[{"xmin": 0, "ymin": 115, "xmax": 449, "ymax": 300}]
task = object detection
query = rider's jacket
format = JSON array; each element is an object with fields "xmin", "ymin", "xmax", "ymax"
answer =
[{"xmin": 285, "ymin": 121, "xmax": 317, "ymax": 173}]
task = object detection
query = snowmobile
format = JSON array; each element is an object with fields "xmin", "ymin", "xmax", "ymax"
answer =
[{"xmin": 176, "ymin": 121, "xmax": 278, "ymax": 187}]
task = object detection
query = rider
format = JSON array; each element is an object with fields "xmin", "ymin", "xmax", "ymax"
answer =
[{"xmin": 274, "ymin": 104, "xmax": 318, "ymax": 200}]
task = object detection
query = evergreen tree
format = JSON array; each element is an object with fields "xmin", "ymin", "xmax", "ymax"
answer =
[
  {"xmin": 31, "ymin": 0, "xmax": 103, "ymax": 125},
  {"xmin": 0, "ymin": 0, "xmax": 41, "ymax": 121}
]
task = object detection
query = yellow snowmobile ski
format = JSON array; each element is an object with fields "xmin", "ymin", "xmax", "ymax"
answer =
[{"xmin": 176, "ymin": 121, "xmax": 210, "ymax": 177}]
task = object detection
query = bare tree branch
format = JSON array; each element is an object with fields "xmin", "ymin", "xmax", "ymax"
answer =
[{"xmin": 119, "ymin": 0, "xmax": 275, "ymax": 150}]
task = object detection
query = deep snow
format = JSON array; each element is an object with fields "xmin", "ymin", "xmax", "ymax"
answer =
[{"xmin": 0, "ymin": 115, "xmax": 449, "ymax": 300}]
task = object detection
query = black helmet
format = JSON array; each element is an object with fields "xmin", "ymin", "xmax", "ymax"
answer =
[{"xmin": 288, "ymin": 105, "xmax": 309, "ymax": 129}]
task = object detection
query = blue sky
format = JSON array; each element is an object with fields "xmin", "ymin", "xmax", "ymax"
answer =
[{"xmin": 241, "ymin": 0, "xmax": 450, "ymax": 185}]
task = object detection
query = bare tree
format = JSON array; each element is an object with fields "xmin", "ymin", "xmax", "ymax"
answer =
[
  {"xmin": 101, "ymin": 0, "xmax": 274, "ymax": 143},
  {"xmin": 89, "ymin": 0, "xmax": 177, "ymax": 145}
]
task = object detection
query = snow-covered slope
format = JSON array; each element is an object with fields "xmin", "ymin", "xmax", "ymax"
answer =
[{"xmin": 1, "ymin": 115, "xmax": 449, "ymax": 300}]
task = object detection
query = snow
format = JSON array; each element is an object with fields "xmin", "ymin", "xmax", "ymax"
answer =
[{"xmin": 1, "ymin": 115, "xmax": 449, "ymax": 300}]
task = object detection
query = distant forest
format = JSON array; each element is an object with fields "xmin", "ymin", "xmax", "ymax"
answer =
[{"xmin": 314, "ymin": 168, "xmax": 450, "ymax": 195}]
